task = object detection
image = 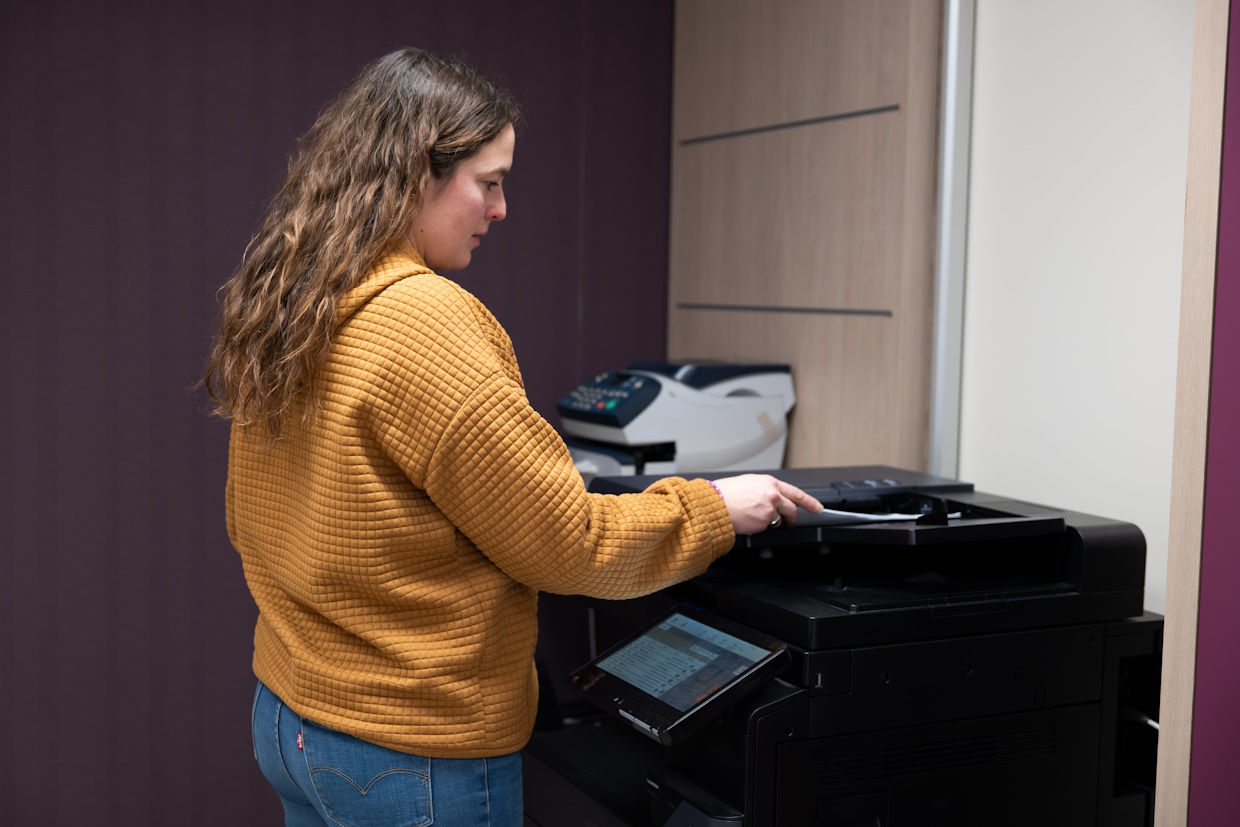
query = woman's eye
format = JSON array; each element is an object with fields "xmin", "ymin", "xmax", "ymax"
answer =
[{"xmin": 485, "ymin": 181, "xmax": 499, "ymax": 192}]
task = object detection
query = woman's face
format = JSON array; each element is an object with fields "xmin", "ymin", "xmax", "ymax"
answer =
[{"xmin": 407, "ymin": 124, "xmax": 514, "ymax": 271}]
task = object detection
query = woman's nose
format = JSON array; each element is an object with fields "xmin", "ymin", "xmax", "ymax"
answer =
[{"xmin": 487, "ymin": 192, "xmax": 507, "ymax": 222}]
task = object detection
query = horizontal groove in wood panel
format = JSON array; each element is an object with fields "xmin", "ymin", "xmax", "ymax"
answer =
[
  {"xmin": 680, "ymin": 104, "xmax": 900, "ymax": 146},
  {"xmin": 677, "ymin": 302, "xmax": 893, "ymax": 317},
  {"xmin": 674, "ymin": 0, "xmax": 910, "ymax": 141}
]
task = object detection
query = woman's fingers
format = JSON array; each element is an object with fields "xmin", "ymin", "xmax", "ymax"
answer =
[
  {"xmin": 778, "ymin": 480, "xmax": 824, "ymax": 512},
  {"xmin": 771, "ymin": 480, "xmax": 821, "ymax": 527},
  {"xmin": 712, "ymin": 474, "xmax": 822, "ymax": 535}
]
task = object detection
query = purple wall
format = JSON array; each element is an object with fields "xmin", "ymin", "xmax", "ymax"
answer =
[
  {"xmin": 0, "ymin": 2, "xmax": 673, "ymax": 824},
  {"xmin": 1188, "ymin": 1, "xmax": 1240, "ymax": 823}
]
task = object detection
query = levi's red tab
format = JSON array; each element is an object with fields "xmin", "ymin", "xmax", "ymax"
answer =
[{"xmin": 297, "ymin": 732, "xmax": 304, "ymax": 750}]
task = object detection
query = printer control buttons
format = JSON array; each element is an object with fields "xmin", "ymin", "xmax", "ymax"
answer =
[{"xmin": 833, "ymin": 478, "xmax": 904, "ymax": 491}]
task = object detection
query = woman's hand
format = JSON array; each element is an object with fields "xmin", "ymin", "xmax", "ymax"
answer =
[{"xmin": 711, "ymin": 474, "xmax": 823, "ymax": 536}]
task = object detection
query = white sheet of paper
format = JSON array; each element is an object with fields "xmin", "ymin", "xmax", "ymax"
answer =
[{"xmin": 793, "ymin": 508, "xmax": 962, "ymax": 527}]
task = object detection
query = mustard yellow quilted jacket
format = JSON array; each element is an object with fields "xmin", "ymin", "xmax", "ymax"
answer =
[{"xmin": 225, "ymin": 246, "xmax": 735, "ymax": 757}]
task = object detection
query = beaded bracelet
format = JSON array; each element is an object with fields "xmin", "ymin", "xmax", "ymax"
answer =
[{"xmin": 707, "ymin": 480, "xmax": 724, "ymax": 503}]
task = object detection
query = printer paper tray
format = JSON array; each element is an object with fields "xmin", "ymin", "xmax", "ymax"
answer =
[
  {"xmin": 749, "ymin": 515, "xmax": 1065, "ymax": 547},
  {"xmin": 805, "ymin": 580, "xmax": 1076, "ymax": 613}
]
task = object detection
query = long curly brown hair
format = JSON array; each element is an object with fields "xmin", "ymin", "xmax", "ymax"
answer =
[{"xmin": 203, "ymin": 48, "xmax": 518, "ymax": 439}]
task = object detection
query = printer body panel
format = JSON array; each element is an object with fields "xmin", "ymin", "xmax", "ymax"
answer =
[{"xmin": 526, "ymin": 467, "xmax": 1159, "ymax": 827}]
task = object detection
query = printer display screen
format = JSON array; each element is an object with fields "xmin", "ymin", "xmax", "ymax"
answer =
[{"xmin": 597, "ymin": 612, "xmax": 771, "ymax": 712}]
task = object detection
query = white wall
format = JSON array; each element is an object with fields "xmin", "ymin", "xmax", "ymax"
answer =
[{"xmin": 959, "ymin": 0, "xmax": 1196, "ymax": 614}]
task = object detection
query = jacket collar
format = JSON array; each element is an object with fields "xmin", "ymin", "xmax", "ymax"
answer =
[{"xmin": 333, "ymin": 242, "xmax": 433, "ymax": 331}]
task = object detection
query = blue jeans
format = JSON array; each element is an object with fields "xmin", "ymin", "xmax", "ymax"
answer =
[{"xmin": 251, "ymin": 681, "xmax": 523, "ymax": 827}]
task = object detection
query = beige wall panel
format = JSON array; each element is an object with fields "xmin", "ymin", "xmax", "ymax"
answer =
[
  {"xmin": 674, "ymin": 0, "xmax": 910, "ymax": 140},
  {"xmin": 668, "ymin": 310, "xmax": 925, "ymax": 468},
  {"xmin": 1154, "ymin": 0, "xmax": 1230, "ymax": 822},
  {"xmin": 669, "ymin": 0, "xmax": 940, "ymax": 471},
  {"xmin": 670, "ymin": 114, "xmax": 906, "ymax": 311}
]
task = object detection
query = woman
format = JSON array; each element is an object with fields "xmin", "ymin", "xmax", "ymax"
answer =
[{"xmin": 204, "ymin": 48, "xmax": 819, "ymax": 827}]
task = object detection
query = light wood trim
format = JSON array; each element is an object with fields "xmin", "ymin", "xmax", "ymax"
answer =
[
  {"xmin": 892, "ymin": 0, "xmax": 943, "ymax": 471},
  {"xmin": 673, "ymin": 0, "xmax": 908, "ymax": 141},
  {"xmin": 1155, "ymin": 0, "xmax": 1230, "ymax": 823}
]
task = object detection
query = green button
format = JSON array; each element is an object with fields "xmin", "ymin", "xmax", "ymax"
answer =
[{"xmin": 605, "ymin": 400, "xmax": 618, "ymax": 409}]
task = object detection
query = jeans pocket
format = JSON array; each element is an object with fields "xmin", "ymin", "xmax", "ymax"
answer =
[
  {"xmin": 250, "ymin": 682, "xmax": 263, "ymax": 762},
  {"xmin": 300, "ymin": 719, "xmax": 432, "ymax": 827}
]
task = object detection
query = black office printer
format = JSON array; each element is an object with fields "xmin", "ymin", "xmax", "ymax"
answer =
[{"xmin": 523, "ymin": 467, "xmax": 1162, "ymax": 827}]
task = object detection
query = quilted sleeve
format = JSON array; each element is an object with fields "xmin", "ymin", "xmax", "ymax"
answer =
[
  {"xmin": 351, "ymin": 277, "xmax": 735, "ymax": 597},
  {"xmin": 421, "ymin": 371, "xmax": 736, "ymax": 598}
]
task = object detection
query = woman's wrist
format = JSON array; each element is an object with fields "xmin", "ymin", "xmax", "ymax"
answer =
[{"xmin": 707, "ymin": 479, "xmax": 724, "ymax": 503}]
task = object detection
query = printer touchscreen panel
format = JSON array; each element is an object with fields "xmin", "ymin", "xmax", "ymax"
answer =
[
  {"xmin": 596, "ymin": 613, "xmax": 771, "ymax": 712},
  {"xmin": 570, "ymin": 608, "xmax": 788, "ymax": 746}
]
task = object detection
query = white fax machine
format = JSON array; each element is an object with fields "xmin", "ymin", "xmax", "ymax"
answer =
[{"xmin": 556, "ymin": 362, "xmax": 795, "ymax": 484}]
